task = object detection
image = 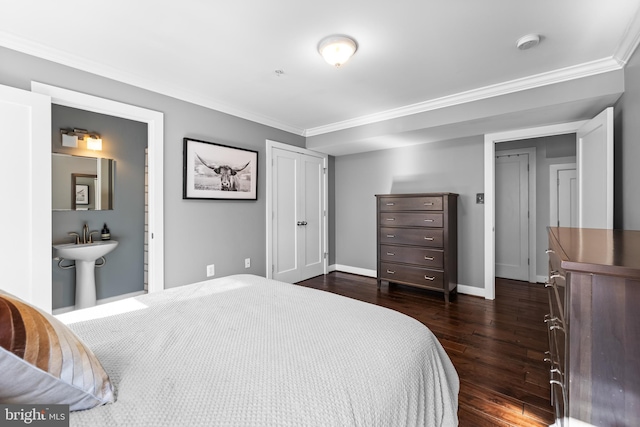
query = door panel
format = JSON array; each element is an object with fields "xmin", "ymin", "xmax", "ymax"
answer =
[
  {"xmin": 495, "ymin": 153, "xmax": 529, "ymax": 281},
  {"xmin": 273, "ymin": 149, "xmax": 298, "ymax": 282},
  {"xmin": 558, "ymin": 169, "xmax": 577, "ymax": 227},
  {"xmin": 0, "ymin": 84, "xmax": 51, "ymax": 312},
  {"xmin": 271, "ymin": 147, "xmax": 325, "ymax": 283},
  {"xmin": 301, "ymin": 154, "xmax": 324, "ymax": 278},
  {"xmin": 577, "ymin": 107, "xmax": 613, "ymax": 229}
]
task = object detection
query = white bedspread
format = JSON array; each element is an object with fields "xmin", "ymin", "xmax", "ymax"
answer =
[{"xmin": 68, "ymin": 274, "xmax": 459, "ymax": 426}]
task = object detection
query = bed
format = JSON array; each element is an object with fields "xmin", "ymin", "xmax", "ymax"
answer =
[{"xmin": 2, "ymin": 274, "xmax": 459, "ymax": 426}]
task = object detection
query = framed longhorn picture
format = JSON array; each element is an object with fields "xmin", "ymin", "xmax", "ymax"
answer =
[{"xmin": 183, "ymin": 138, "xmax": 258, "ymax": 200}]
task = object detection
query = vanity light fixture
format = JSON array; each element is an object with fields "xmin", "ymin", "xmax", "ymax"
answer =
[
  {"xmin": 86, "ymin": 136, "xmax": 102, "ymax": 151},
  {"xmin": 318, "ymin": 35, "xmax": 358, "ymax": 67},
  {"xmin": 60, "ymin": 128, "xmax": 102, "ymax": 151}
]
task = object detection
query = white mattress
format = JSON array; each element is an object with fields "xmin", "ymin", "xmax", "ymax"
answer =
[{"xmin": 67, "ymin": 274, "xmax": 459, "ymax": 426}]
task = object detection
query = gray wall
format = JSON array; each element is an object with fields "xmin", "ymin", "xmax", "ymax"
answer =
[
  {"xmin": 496, "ymin": 134, "xmax": 576, "ymax": 279},
  {"xmin": 615, "ymin": 43, "xmax": 640, "ymax": 230},
  {"xmin": 51, "ymin": 105, "xmax": 147, "ymax": 309},
  {"xmin": 334, "ymin": 136, "xmax": 485, "ymax": 288},
  {"xmin": 0, "ymin": 46, "xmax": 305, "ymax": 293}
]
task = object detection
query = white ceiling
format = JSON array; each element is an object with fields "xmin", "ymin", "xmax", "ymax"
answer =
[{"xmin": 2, "ymin": 0, "xmax": 640, "ymax": 154}]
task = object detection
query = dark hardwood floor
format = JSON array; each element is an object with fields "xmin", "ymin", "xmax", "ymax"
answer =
[{"xmin": 296, "ymin": 272, "xmax": 554, "ymax": 427}]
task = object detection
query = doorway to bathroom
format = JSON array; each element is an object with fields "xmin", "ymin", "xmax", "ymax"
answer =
[
  {"xmin": 51, "ymin": 105, "xmax": 148, "ymax": 312},
  {"xmin": 33, "ymin": 82, "xmax": 165, "ymax": 314}
]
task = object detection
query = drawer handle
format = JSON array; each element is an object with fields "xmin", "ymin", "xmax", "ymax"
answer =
[
  {"xmin": 386, "ymin": 269, "xmax": 395, "ymax": 274},
  {"xmin": 386, "ymin": 218, "xmax": 396, "ymax": 221},
  {"xmin": 545, "ymin": 249, "xmax": 555, "ymax": 254},
  {"xmin": 424, "ymin": 237, "xmax": 434, "ymax": 241},
  {"xmin": 424, "ymin": 256, "xmax": 434, "ymax": 261},
  {"xmin": 424, "ymin": 275, "xmax": 435, "ymax": 281},
  {"xmin": 424, "ymin": 202, "xmax": 434, "ymax": 206},
  {"xmin": 386, "ymin": 252, "xmax": 395, "ymax": 256},
  {"xmin": 386, "ymin": 234, "xmax": 395, "ymax": 238},
  {"xmin": 424, "ymin": 219, "xmax": 434, "ymax": 222},
  {"xmin": 386, "ymin": 202, "xmax": 395, "ymax": 206}
]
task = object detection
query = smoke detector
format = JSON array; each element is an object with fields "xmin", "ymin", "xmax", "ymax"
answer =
[{"xmin": 516, "ymin": 34, "xmax": 541, "ymax": 50}]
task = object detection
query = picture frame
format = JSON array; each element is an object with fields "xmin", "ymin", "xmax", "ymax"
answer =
[
  {"xmin": 183, "ymin": 138, "xmax": 258, "ymax": 200},
  {"xmin": 75, "ymin": 184, "xmax": 89, "ymax": 205}
]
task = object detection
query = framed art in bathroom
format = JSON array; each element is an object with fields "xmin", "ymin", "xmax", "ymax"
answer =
[
  {"xmin": 183, "ymin": 138, "xmax": 258, "ymax": 200},
  {"xmin": 75, "ymin": 184, "xmax": 89, "ymax": 205}
]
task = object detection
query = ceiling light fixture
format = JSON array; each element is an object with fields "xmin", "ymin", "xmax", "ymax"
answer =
[
  {"xmin": 516, "ymin": 34, "xmax": 541, "ymax": 50},
  {"xmin": 318, "ymin": 35, "xmax": 358, "ymax": 67}
]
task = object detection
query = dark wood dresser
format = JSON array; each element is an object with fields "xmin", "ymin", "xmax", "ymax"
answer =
[
  {"xmin": 546, "ymin": 227, "xmax": 640, "ymax": 427},
  {"xmin": 376, "ymin": 193, "xmax": 458, "ymax": 302}
]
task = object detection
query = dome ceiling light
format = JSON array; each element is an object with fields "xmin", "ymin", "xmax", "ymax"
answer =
[{"xmin": 318, "ymin": 35, "xmax": 358, "ymax": 67}]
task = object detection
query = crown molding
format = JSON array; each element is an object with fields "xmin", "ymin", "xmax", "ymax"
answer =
[
  {"xmin": 2, "ymin": 26, "xmax": 634, "ymax": 140},
  {"xmin": 614, "ymin": 2, "xmax": 640, "ymax": 65},
  {"xmin": 0, "ymin": 31, "xmax": 306, "ymax": 136},
  {"xmin": 304, "ymin": 57, "xmax": 623, "ymax": 137}
]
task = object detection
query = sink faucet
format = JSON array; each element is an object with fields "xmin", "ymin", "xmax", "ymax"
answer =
[{"xmin": 83, "ymin": 223, "xmax": 89, "ymax": 244}]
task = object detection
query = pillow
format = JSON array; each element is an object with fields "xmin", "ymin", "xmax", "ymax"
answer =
[{"xmin": 0, "ymin": 291, "xmax": 114, "ymax": 411}]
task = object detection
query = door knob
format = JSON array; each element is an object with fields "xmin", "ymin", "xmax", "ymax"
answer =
[{"xmin": 297, "ymin": 221, "xmax": 308, "ymax": 226}]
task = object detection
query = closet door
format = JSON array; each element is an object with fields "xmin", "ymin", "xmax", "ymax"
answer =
[{"xmin": 271, "ymin": 147, "xmax": 325, "ymax": 283}]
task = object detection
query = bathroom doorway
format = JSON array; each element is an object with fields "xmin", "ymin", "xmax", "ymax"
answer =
[{"xmin": 34, "ymin": 83, "xmax": 164, "ymax": 314}]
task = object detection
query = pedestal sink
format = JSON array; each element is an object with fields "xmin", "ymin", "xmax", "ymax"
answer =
[{"xmin": 53, "ymin": 240, "xmax": 118, "ymax": 309}]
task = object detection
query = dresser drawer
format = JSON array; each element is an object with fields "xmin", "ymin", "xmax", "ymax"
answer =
[
  {"xmin": 379, "ymin": 196, "xmax": 443, "ymax": 211},
  {"xmin": 380, "ymin": 245, "xmax": 444, "ymax": 268},
  {"xmin": 380, "ymin": 227, "xmax": 443, "ymax": 247},
  {"xmin": 380, "ymin": 262, "xmax": 444, "ymax": 289},
  {"xmin": 379, "ymin": 212, "xmax": 443, "ymax": 228}
]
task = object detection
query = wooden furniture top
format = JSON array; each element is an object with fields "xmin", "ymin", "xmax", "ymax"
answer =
[{"xmin": 549, "ymin": 227, "xmax": 640, "ymax": 279}]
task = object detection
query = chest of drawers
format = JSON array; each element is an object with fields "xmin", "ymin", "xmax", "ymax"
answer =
[
  {"xmin": 546, "ymin": 227, "xmax": 640, "ymax": 426},
  {"xmin": 376, "ymin": 193, "xmax": 458, "ymax": 302}
]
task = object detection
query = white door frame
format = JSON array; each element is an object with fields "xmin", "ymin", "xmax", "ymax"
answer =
[
  {"xmin": 31, "ymin": 82, "xmax": 165, "ymax": 294},
  {"xmin": 266, "ymin": 139, "xmax": 328, "ymax": 279},
  {"xmin": 494, "ymin": 147, "xmax": 537, "ymax": 283},
  {"xmin": 484, "ymin": 120, "xmax": 586, "ymax": 299}
]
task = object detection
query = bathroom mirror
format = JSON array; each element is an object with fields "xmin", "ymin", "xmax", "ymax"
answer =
[{"xmin": 52, "ymin": 153, "xmax": 115, "ymax": 210}]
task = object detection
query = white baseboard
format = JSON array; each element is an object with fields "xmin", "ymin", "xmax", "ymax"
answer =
[
  {"xmin": 331, "ymin": 264, "xmax": 377, "ymax": 278},
  {"xmin": 328, "ymin": 264, "xmax": 488, "ymax": 298},
  {"xmin": 52, "ymin": 290, "xmax": 146, "ymax": 315},
  {"xmin": 457, "ymin": 284, "xmax": 487, "ymax": 298}
]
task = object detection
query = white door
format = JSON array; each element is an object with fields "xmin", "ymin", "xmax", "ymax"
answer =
[
  {"xmin": 550, "ymin": 164, "xmax": 577, "ymax": 228},
  {"xmin": 577, "ymin": 107, "xmax": 614, "ymax": 229},
  {"xmin": 0, "ymin": 84, "xmax": 52, "ymax": 312},
  {"xmin": 495, "ymin": 152, "xmax": 529, "ymax": 281},
  {"xmin": 271, "ymin": 147, "xmax": 326, "ymax": 283}
]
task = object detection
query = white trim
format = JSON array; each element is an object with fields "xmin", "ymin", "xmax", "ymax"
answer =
[
  {"xmin": 484, "ymin": 121, "xmax": 586, "ymax": 300},
  {"xmin": 549, "ymin": 163, "xmax": 577, "ymax": 227},
  {"xmin": 457, "ymin": 284, "xmax": 487, "ymax": 298},
  {"xmin": 265, "ymin": 140, "xmax": 329, "ymax": 279},
  {"xmin": 333, "ymin": 265, "xmax": 376, "ymax": 278},
  {"xmin": 304, "ymin": 58, "xmax": 621, "ymax": 137},
  {"xmin": 31, "ymin": 82, "xmax": 165, "ymax": 294},
  {"xmin": 494, "ymin": 147, "xmax": 537, "ymax": 283},
  {"xmin": 52, "ymin": 290, "xmax": 146, "ymax": 315},
  {"xmin": 0, "ymin": 32, "xmax": 303, "ymax": 136},
  {"xmin": 1, "ymin": 31, "xmax": 629, "ymax": 139},
  {"xmin": 614, "ymin": 3, "xmax": 640, "ymax": 65}
]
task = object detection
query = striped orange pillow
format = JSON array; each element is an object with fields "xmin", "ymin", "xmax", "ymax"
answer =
[{"xmin": 0, "ymin": 291, "xmax": 114, "ymax": 411}]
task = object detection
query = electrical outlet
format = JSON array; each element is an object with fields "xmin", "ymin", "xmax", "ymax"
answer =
[
  {"xmin": 206, "ymin": 264, "xmax": 215, "ymax": 277},
  {"xmin": 244, "ymin": 258, "xmax": 250, "ymax": 268}
]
